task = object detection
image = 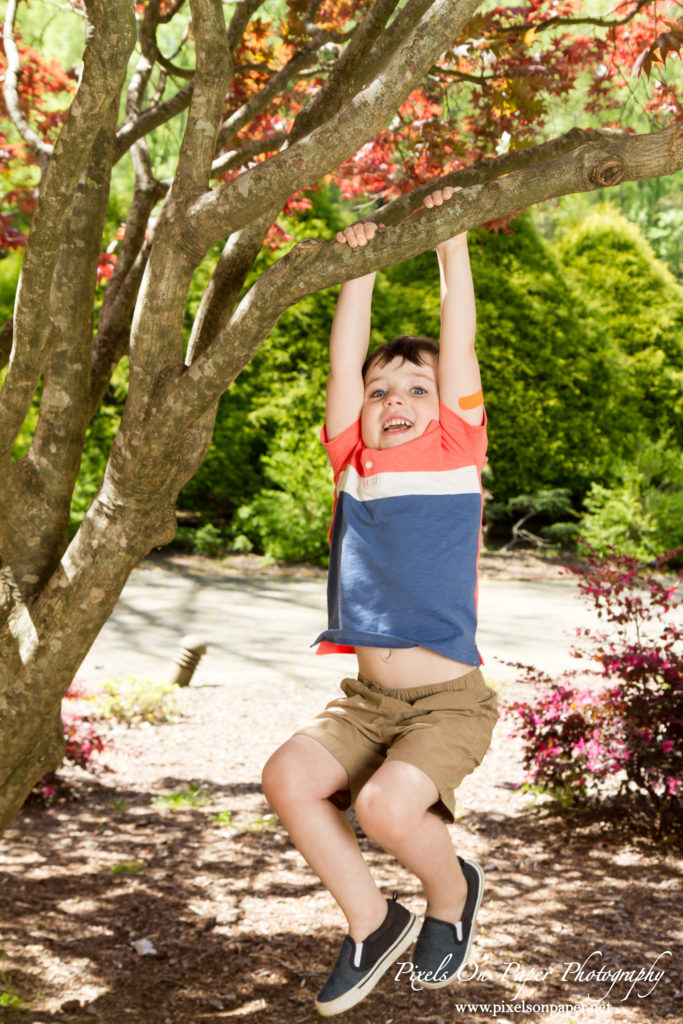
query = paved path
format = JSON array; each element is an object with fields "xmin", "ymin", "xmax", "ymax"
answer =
[{"xmin": 80, "ymin": 558, "xmax": 597, "ymax": 692}]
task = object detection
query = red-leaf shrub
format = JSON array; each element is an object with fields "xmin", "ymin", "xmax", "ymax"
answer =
[
  {"xmin": 504, "ymin": 547, "xmax": 683, "ymax": 835},
  {"xmin": 30, "ymin": 683, "xmax": 109, "ymax": 804}
]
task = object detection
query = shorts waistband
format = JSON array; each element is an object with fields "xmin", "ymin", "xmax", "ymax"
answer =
[{"xmin": 356, "ymin": 667, "xmax": 485, "ymax": 703}]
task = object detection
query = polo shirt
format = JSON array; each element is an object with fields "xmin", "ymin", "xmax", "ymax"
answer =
[{"xmin": 314, "ymin": 402, "xmax": 487, "ymax": 664}]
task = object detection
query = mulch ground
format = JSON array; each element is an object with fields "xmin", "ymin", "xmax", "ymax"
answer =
[{"xmin": 1, "ymin": 553, "xmax": 681, "ymax": 1024}]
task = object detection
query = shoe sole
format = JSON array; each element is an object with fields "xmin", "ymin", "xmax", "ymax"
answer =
[
  {"xmin": 315, "ymin": 912, "xmax": 422, "ymax": 1017},
  {"xmin": 417, "ymin": 859, "xmax": 485, "ymax": 990}
]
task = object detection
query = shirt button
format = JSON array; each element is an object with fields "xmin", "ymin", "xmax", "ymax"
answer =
[{"xmin": 365, "ymin": 460, "xmax": 373, "ymax": 469}]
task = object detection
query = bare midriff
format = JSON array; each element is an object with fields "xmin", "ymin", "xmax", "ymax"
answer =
[{"xmin": 355, "ymin": 644, "xmax": 476, "ymax": 689}]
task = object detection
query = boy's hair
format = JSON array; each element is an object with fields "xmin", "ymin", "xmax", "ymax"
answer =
[{"xmin": 361, "ymin": 335, "xmax": 439, "ymax": 382}]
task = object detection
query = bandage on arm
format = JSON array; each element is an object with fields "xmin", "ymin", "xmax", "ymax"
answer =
[{"xmin": 458, "ymin": 389, "xmax": 484, "ymax": 411}]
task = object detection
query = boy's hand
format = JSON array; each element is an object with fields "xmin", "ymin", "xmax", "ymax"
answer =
[
  {"xmin": 335, "ymin": 221, "xmax": 382, "ymax": 248},
  {"xmin": 424, "ymin": 186, "xmax": 467, "ymax": 253}
]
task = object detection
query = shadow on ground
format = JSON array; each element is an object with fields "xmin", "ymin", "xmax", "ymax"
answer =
[{"xmin": 1, "ymin": 772, "xmax": 681, "ymax": 1024}]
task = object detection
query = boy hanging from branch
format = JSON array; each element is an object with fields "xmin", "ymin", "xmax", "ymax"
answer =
[{"xmin": 262, "ymin": 187, "xmax": 498, "ymax": 1017}]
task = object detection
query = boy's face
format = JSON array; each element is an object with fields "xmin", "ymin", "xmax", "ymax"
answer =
[{"xmin": 361, "ymin": 355, "xmax": 440, "ymax": 450}]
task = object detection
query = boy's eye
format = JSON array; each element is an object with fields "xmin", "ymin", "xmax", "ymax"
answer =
[
  {"xmin": 411, "ymin": 387, "xmax": 427, "ymax": 395},
  {"xmin": 370, "ymin": 389, "xmax": 386, "ymax": 398}
]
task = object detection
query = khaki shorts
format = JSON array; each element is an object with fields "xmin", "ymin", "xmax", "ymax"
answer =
[{"xmin": 295, "ymin": 668, "xmax": 498, "ymax": 823}]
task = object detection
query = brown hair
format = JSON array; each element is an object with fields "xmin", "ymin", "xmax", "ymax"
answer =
[{"xmin": 361, "ymin": 335, "xmax": 439, "ymax": 382}]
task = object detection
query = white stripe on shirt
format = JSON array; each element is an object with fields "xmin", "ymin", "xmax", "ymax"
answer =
[{"xmin": 337, "ymin": 464, "xmax": 481, "ymax": 502}]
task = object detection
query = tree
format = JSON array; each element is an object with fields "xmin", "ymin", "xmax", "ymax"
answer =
[{"xmin": 0, "ymin": 0, "xmax": 682, "ymax": 831}]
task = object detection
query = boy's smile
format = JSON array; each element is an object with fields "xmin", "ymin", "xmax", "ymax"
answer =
[{"xmin": 361, "ymin": 355, "xmax": 440, "ymax": 450}]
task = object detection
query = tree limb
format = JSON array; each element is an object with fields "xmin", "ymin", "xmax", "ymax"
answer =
[
  {"xmin": 115, "ymin": 82, "xmax": 195, "ymax": 162},
  {"xmin": 175, "ymin": 0, "xmax": 232, "ymax": 193},
  {"xmin": 190, "ymin": 0, "xmax": 487, "ymax": 249},
  {"xmin": 2, "ymin": 0, "xmax": 53, "ymax": 171},
  {"xmin": 185, "ymin": 208, "xmax": 277, "ymax": 364},
  {"xmin": 288, "ymin": 0, "xmax": 402, "ymax": 144},
  {"xmin": 210, "ymin": 132, "xmax": 288, "ymax": 177},
  {"xmin": 172, "ymin": 122, "xmax": 683, "ymax": 422},
  {"xmin": 215, "ymin": 45, "xmax": 319, "ymax": 151},
  {"xmin": 91, "ymin": 139, "xmax": 167, "ymax": 413},
  {"xmin": 0, "ymin": 0, "xmax": 136, "ymax": 458}
]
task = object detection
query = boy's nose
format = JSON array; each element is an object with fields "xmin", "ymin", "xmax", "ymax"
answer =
[{"xmin": 384, "ymin": 391, "xmax": 404, "ymax": 405}]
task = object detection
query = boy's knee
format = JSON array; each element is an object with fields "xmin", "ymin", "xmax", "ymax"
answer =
[
  {"xmin": 262, "ymin": 735, "xmax": 345, "ymax": 808},
  {"xmin": 262, "ymin": 745, "xmax": 299, "ymax": 807},
  {"xmin": 355, "ymin": 781, "xmax": 410, "ymax": 847}
]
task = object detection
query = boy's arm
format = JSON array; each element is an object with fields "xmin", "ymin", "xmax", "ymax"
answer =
[
  {"xmin": 325, "ymin": 223, "xmax": 379, "ymax": 440},
  {"xmin": 426, "ymin": 188, "xmax": 484, "ymax": 426}
]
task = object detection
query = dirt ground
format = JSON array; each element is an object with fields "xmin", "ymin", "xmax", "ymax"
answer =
[{"xmin": 1, "ymin": 552, "xmax": 681, "ymax": 1024}]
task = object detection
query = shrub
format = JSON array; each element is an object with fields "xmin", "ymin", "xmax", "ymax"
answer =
[
  {"xmin": 192, "ymin": 522, "xmax": 226, "ymax": 557},
  {"xmin": 94, "ymin": 675, "xmax": 183, "ymax": 726},
  {"xmin": 504, "ymin": 546, "xmax": 683, "ymax": 835},
  {"xmin": 579, "ymin": 434, "xmax": 683, "ymax": 561},
  {"xmin": 30, "ymin": 684, "xmax": 109, "ymax": 803},
  {"xmin": 232, "ymin": 427, "xmax": 333, "ymax": 565}
]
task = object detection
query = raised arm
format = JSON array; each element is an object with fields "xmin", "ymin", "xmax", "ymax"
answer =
[
  {"xmin": 325, "ymin": 223, "xmax": 380, "ymax": 440},
  {"xmin": 425, "ymin": 188, "xmax": 484, "ymax": 426}
]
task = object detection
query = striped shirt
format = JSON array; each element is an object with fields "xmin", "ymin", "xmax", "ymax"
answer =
[{"xmin": 315, "ymin": 402, "xmax": 487, "ymax": 664}]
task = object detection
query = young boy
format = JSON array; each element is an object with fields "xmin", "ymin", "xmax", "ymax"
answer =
[{"xmin": 262, "ymin": 188, "xmax": 498, "ymax": 1017}]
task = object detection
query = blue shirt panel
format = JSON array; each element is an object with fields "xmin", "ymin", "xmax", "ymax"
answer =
[{"xmin": 317, "ymin": 489, "xmax": 482, "ymax": 663}]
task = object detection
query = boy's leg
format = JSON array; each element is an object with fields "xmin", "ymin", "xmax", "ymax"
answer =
[
  {"xmin": 262, "ymin": 734, "xmax": 388, "ymax": 941},
  {"xmin": 354, "ymin": 759, "xmax": 467, "ymax": 924},
  {"xmin": 264, "ymin": 736, "xmax": 422, "ymax": 1015}
]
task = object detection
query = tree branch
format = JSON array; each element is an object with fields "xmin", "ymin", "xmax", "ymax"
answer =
[
  {"xmin": 288, "ymin": 0, "xmax": 402, "ymax": 144},
  {"xmin": 185, "ymin": 208, "xmax": 276, "ymax": 364},
  {"xmin": 174, "ymin": 0, "xmax": 232, "ymax": 193},
  {"xmin": 0, "ymin": 0, "xmax": 136, "ymax": 459},
  {"xmin": 171, "ymin": 122, "xmax": 683, "ymax": 422},
  {"xmin": 190, "ymin": 0, "xmax": 487, "ymax": 249},
  {"xmin": 21, "ymin": 109, "xmax": 121, "ymax": 584},
  {"xmin": 215, "ymin": 45, "xmax": 319, "ymax": 151},
  {"xmin": 115, "ymin": 82, "xmax": 195, "ymax": 162},
  {"xmin": 91, "ymin": 140, "xmax": 167, "ymax": 413},
  {"xmin": 2, "ymin": 0, "xmax": 53, "ymax": 171}
]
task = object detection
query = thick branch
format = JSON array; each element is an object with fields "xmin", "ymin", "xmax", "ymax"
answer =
[
  {"xmin": 185, "ymin": 208, "xmax": 276, "ymax": 364},
  {"xmin": 0, "ymin": 0, "xmax": 136, "ymax": 458},
  {"xmin": 288, "ymin": 0, "xmax": 402, "ymax": 144},
  {"xmin": 91, "ymin": 140, "xmax": 167, "ymax": 413},
  {"xmin": 175, "ymin": 0, "xmax": 232, "ymax": 193},
  {"xmin": 172, "ymin": 122, "xmax": 683, "ymax": 423},
  {"xmin": 190, "ymin": 0, "xmax": 486, "ymax": 249},
  {"xmin": 1, "ymin": 102, "xmax": 121, "ymax": 598}
]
